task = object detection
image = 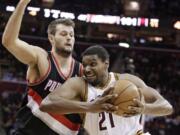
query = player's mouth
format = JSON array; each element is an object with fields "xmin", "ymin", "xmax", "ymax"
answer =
[
  {"xmin": 65, "ymin": 43, "xmax": 72, "ymax": 47},
  {"xmin": 85, "ymin": 74, "xmax": 96, "ymax": 80}
]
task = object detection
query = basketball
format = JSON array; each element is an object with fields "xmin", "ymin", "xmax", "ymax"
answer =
[{"xmin": 111, "ymin": 80, "xmax": 141, "ymax": 116}]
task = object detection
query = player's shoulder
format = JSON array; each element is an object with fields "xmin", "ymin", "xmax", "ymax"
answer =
[
  {"xmin": 65, "ymin": 77, "xmax": 86, "ymax": 93},
  {"xmin": 66, "ymin": 76, "xmax": 86, "ymax": 85},
  {"xmin": 117, "ymin": 73, "xmax": 136, "ymax": 79},
  {"xmin": 111, "ymin": 72, "xmax": 140, "ymax": 82},
  {"xmin": 110, "ymin": 72, "xmax": 129, "ymax": 78},
  {"xmin": 33, "ymin": 46, "xmax": 48, "ymax": 56}
]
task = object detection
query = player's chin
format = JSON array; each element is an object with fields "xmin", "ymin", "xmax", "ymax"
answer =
[
  {"xmin": 64, "ymin": 48, "xmax": 73, "ymax": 53},
  {"xmin": 61, "ymin": 49, "xmax": 73, "ymax": 56},
  {"xmin": 86, "ymin": 78, "xmax": 95, "ymax": 83},
  {"xmin": 86, "ymin": 78, "xmax": 97, "ymax": 85}
]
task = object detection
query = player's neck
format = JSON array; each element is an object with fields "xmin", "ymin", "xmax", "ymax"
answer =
[
  {"xmin": 96, "ymin": 73, "xmax": 110, "ymax": 89},
  {"xmin": 52, "ymin": 51, "xmax": 72, "ymax": 66}
]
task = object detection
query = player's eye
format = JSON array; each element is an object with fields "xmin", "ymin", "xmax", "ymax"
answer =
[
  {"xmin": 91, "ymin": 62, "xmax": 97, "ymax": 67},
  {"xmin": 70, "ymin": 33, "xmax": 74, "ymax": 37},
  {"xmin": 60, "ymin": 32, "xmax": 67, "ymax": 36}
]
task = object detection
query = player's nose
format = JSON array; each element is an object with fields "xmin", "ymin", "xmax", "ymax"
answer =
[{"xmin": 84, "ymin": 66, "xmax": 91, "ymax": 72}]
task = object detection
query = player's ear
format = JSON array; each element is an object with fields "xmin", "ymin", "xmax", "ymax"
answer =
[
  {"xmin": 105, "ymin": 60, "xmax": 109, "ymax": 68},
  {"xmin": 48, "ymin": 34, "xmax": 54, "ymax": 45}
]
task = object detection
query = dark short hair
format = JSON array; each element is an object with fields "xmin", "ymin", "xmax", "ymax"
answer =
[
  {"xmin": 47, "ymin": 18, "xmax": 75, "ymax": 35},
  {"xmin": 82, "ymin": 45, "xmax": 109, "ymax": 62}
]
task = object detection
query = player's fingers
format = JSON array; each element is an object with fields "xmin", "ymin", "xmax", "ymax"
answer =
[
  {"xmin": 107, "ymin": 106, "xmax": 119, "ymax": 113},
  {"xmin": 102, "ymin": 104, "xmax": 118, "ymax": 112},
  {"xmin": 102, "ymin": 86, "xmax": 114, "ymax": 96},
  {"xmin": 102, "ymin": 104, "xmax": 112, "ymax": 110},
  {"xmin": 101, "ymin": 94, "xmax": 118, "ymax": 102},
  {"xmin": 133, "ymin": 98, "xmax": 143, "ymax": 107},
  {"xmin": 122, "ymin": 112, "xmax": 138, "ymax": 117},
  {"xmin": 128, "ymin": 106, "xmax": 142, "ymax": 114}
]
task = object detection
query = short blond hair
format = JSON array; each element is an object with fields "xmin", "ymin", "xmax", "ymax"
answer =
[{"xmin": 47, "ymin": 18, "xmax": 75, "ymax": 35}]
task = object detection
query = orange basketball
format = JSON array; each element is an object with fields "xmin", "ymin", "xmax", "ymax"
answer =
[{"xmin": 111, "ymin": 80, "xmax": 141, "ymax": 116}]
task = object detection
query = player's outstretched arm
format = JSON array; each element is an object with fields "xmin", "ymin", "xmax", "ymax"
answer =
[
  {"xmin": 119, "ymin": 73, "xmax": 173, "ymax": 117},
  {"xmin": 40, "ymin": 77, "xmax": 118, "ymax": 114},
  {"xmin": 2, "ymin": 0, "xmax": 44, "ymax": 66}
]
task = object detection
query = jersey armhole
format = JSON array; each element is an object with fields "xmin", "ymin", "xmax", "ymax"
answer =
[
  {"xmin": 113, "ymin": 73, "xmax": 120, "ymax": 81},
  {"xmin": 27, "ymin": 57, "xmax": 51, "ymax": 86}
]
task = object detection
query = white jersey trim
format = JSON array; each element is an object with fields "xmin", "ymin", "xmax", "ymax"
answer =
[{"xmin": 27, "ymin": 95, "xmax": 78, "ymax": 135}]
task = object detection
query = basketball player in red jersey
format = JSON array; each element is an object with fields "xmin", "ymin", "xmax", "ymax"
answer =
[
  {"xmin": 40, "ymin": 45, "xmax": 173, "ymax": 135},
  {"xmin": 2, "ymin": 0, "xmax": 85, "ymax": 135}
]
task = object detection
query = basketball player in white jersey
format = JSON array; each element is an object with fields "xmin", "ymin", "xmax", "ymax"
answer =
[{"xmin": 40, "ymin": 46, "xmax": 173, "ymax": 135}]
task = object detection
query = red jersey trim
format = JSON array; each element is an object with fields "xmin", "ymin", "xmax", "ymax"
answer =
[
  {"xmin": 51, "ymin": 52, "xmax": 74, "ymax": 80},
  {"xmin": 27, "ymin": 57, "xmax": 51, "ymax": 86},
  {"xmin": 28, "ymin": 88, "xmax": 80, "ymax": 131},
  {"xmin": 79, "ymin": 64, "xmax": 84, "ymax": 77}
]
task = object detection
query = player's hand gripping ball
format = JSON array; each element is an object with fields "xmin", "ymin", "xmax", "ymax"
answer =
[{"xmin": 111, "ymin": 80, "xmax": 142, "ymax": 116}]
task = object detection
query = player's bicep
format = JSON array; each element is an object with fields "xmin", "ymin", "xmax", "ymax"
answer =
[
  {"xmin": 48, "ymin": 77, "xmax": 82, "ymax": 101},
  {"xmin": 126, "ymin": 74, "xmax": 164, "ymax": 103},
  {"xmin": 141, "ymin": 86, "xmax": 163, "ymax": 103},
  {"xmin": 5, "ymin": 39, "xmax": 41, "ymax": 65},
  {"xmin": 119, "ymin": 73, "xmax": 146, "ymax": 88}
]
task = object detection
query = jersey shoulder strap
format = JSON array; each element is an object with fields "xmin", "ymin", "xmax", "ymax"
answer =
[{"xmin": 113, "ymin": 72, "xmax": 120, "ymax": 81}]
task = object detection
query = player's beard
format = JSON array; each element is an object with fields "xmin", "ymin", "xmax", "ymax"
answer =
[
  {"xmin": 90, "ymin": 73, "xmax": 108, "ymax": 87},
  {"xmin": 90, "ymin": 79, "xmax": 101, "ymax": 86},
  {"xmin": 87, "ymin": 77, "xmax": 101, "ymax": 86},
  {"xmin": 55, "ymin": 46, "xmax": 72, "ymax": 57}
]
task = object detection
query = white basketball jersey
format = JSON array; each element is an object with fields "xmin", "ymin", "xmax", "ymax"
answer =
[{"xmin": 84, "ymin": 72, "xmax": 143, "ymax": 135}]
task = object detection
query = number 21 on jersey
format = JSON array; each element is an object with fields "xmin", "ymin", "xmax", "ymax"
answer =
[{"xmin": 99, "ymin": 112, "xmax": 115, "ymax": 130}]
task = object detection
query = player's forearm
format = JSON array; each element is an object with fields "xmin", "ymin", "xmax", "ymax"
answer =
[
  {"xmin": 2, "ymin": 0, "xmax": 29, "ymax": 46},
  {"xmin": 40, "ymin": 97, "xmax": 91, "ymax": 114},
  {"xmin": 143, "ymin": 99, "xmax": 173, "ymax": 116}
]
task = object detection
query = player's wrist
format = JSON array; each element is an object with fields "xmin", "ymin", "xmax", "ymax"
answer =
[
  {"xmin": 85, "ymin": 102, "xmax": 96, "ymax": 113},
  {"xmin": 19, "ymin": 0, "xmax": 30, "ymax": 6}
]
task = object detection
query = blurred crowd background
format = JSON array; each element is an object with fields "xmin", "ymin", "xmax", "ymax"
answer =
[{"xmin": 0, "ymin": 0, "xmax": 180, "ymax": 135}]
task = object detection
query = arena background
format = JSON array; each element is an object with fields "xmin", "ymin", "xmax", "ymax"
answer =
[{"xmin": 0, "ymin": 0, "xmax": 180, "ymax": 135}]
